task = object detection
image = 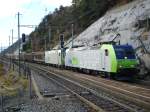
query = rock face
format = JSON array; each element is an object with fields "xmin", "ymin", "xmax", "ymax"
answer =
[{"xmin": 66, "ymin": 0, "xmax": 150, "ymax": 72}]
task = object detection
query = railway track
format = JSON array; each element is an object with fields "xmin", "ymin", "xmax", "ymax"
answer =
[
  {"xmin": 28, "ymin": 63, "xmax": 147, "ymax": 112},
  {"xmin": 0, "ymin": 59, "xmax": 95, "ymax": 112},
  {"xmin": 1, "ymin": 59, "xmax": 150, "ymax": 112},
  {"xmin": 51, "ymin": 68, "xmax": 150, "ymax": 103},
  {"xmin": 30, "ymin": 70, "xmax": 93, "ymax": 112},
  {"xmin": 41, "ymin": 64, "xmax": 150, "ymax": 104}
]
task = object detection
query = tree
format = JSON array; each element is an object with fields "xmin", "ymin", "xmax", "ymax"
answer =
[{"xmin": 26, "ymin": 0, "xmax": 130, "ymax": 52}]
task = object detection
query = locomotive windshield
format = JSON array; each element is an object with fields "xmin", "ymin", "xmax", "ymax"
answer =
[{"xmin": 113, "ymin": 45, "xmax": 136, "ymax": 59}]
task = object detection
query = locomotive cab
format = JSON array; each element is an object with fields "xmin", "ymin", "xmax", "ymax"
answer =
[{"xmin": 113, "ymin": 45, "xmax": 138, "ymax": 75}]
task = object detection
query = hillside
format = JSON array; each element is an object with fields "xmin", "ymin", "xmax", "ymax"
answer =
[
  {"xmin": 65, "ymin": 0, "xmax": 150, "ymax": 72},
  {"xmin": 23, "ymin": 0, "xmax": 134, "ymax": 52},
  {"xmin": 3, "ymin": 0, "xmax": 150, "ymax": 74}
]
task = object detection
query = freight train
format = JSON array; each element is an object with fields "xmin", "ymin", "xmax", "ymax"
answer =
[{"xmin": 9, "ymin": 44, "xmax": 139, "ymax": 78}]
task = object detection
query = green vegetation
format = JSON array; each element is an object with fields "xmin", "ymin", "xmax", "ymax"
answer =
[
  {"xmin": 24, "ymin": 0, "xmax": 134, "ymax": 52},
  {"xmin": 0, "ymin": 65, "xmax": 28, "ymax": 96},
  {"xmin": 0, "ymin": 63, "xmax": 4, "ymax": 76}
]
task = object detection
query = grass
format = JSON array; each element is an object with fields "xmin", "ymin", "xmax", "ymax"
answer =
[
  {"xmin": 0, "ymin": 63, "xmax": 4, "ymax": 76},
  {"xmin": 0, "ymin": 64, "xmax": 28, "ymax": 96}
]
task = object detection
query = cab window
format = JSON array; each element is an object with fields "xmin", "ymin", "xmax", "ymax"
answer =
[{"xmin": 105, "ymin": 49, "xmax": 109, "ymax": 56}]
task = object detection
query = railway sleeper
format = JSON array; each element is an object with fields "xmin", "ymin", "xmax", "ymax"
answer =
[{"xmin": 79, "ymin": 91, "xmax": 91, "ymax": 95}]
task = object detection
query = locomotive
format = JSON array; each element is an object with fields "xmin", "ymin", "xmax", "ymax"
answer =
[
  {"xmin": 64, "ymin": 44, "xmax": 138, "ymax": 78},
  {"xmin": 10, "ymin": 44, "xmax": 138, "ymax": 78}
]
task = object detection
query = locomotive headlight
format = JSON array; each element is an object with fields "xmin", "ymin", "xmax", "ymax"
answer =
[{"xmin": 124, "ymin": 57, "xmax": 127, "ymax": 59}]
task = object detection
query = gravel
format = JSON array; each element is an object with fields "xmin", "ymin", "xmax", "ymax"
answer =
[
  {"xmin": 19, "ymin": 96, "xmax": 90, "ymax": 112},
  {"xmin": 1, "ymin": 64, "xmax": 92, "ymax": 112},
  {"xmin": 32, "ymin": 70, "xmax": 71, "ymax": 97}
]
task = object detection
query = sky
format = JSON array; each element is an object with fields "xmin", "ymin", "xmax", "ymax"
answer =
[{"xmin": 0, "ymin": 0, "xmax": 72, "ymax": 51}]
